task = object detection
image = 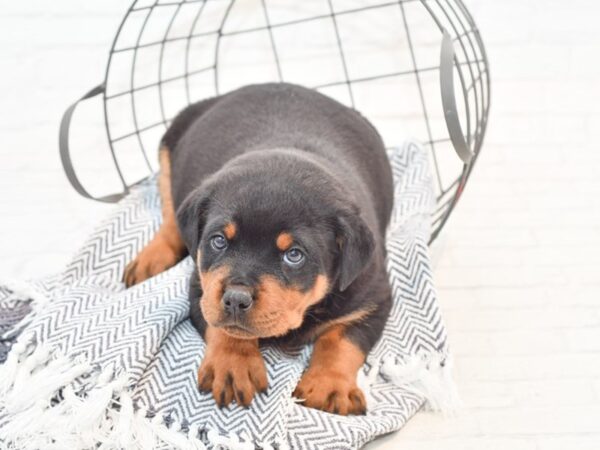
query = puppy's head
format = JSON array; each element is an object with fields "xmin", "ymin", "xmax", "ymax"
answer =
[{"xmin": 177, "ymin": 152, "xmax": 374, "ymax": 339}]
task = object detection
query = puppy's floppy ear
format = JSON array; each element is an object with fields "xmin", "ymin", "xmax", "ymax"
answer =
[
  {"xmin": 176, "ymin": 185, "xmax": 212, "ymax": 256},
  {"xmin": 335, "ymin": 208, "xmax": 375, "ymax": 291}
]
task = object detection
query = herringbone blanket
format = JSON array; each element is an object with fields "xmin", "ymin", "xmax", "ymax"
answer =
[{"xmin": 0, "ymin": 141, "xmax": 457, "ymax": 449}]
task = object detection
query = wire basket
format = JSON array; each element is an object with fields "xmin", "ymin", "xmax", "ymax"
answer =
[{"xmin": 59, "ymin": 0, "xmax": 490, "ymax": 242}]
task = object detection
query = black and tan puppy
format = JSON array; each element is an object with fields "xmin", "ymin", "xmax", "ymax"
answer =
[{"xmin": 123, "ymin": 83, "xmax": 394, "ymax": 415}]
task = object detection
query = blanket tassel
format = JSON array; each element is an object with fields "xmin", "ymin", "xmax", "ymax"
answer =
[
  {"xmin": 379, "ymin": 351, "xmax": 461, "ymax": 414},
  {"xmin": 0, "ymin": 341, "xmax": 293, "ymax": 449}
]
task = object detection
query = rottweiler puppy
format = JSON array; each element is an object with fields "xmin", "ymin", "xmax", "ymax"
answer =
[{"xmin": 123, "ymin": 83, "xmax": 394, "ymax": 415}]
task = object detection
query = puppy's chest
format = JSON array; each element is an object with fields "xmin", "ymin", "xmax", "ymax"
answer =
[{"xmin": 263, "ymin": 302, "xmax": 348, "ymax": 348}]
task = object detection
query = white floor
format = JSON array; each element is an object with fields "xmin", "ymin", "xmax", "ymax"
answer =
[{"xmin": 1, "ymin": 1, "xmax": 599, "ymax": 449}]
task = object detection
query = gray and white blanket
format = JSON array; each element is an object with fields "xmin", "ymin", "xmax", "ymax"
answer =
[{"xmin": 0, "ymin": 141, "xmax": 457, "ymax": 449}]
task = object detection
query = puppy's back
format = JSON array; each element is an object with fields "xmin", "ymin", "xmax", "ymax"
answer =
[{"xmin": 168, "ymin": 83, "xmax": 393, "ymax": 233}]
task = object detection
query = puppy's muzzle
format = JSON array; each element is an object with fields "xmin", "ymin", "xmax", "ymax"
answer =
[{"xmin": 222, "ymin": 288, "xmax": 253, "ymax": 317}]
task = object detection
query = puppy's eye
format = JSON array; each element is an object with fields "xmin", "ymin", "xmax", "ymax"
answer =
[
  {"xmin": 210, "ymin": 234, "xmax": 228, "ymax": 251},
  {"xmin": 283, "ymin": 248, "xmax": 305, "ymax": 267}
]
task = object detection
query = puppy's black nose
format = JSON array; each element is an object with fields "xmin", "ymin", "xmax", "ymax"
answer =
[{"xmin": 222, "ymin": 288, "xmax": 253, "ymax": 315}]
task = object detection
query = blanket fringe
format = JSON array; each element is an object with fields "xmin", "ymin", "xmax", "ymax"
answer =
[
  {"xmin": 357, "ymin": 359, "xmax": 381, "ymax": 410},
  {"xmin": 0, "ymin": 339, "xmax": 289, "ymax": 449},
  {"xmin": 379, "ymin": 351, "xmax": 461, "ymax": 414}
]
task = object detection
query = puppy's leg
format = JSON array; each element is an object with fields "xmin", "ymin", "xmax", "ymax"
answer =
[
  {"xmin": 197, "ymin": 326, "xmax": 268, "ymax": 407},
  {"xmin": 293, "ymin": 323, "xmax": 368, "ymax": 415},
  {"xmin": 294, "ymin": 281, "xmax": 391, "ymax": 415},
  {"xmin": 123, "ymin": 147, "xmax": 187, "ymax": 287}
]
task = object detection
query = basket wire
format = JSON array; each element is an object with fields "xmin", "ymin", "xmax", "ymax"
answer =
[{"xmin": 60, "ymin": 0, "xmax": 490, "ymax": 243}]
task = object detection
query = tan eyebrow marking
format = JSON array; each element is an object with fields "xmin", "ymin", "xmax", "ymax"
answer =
[
  {"xmin": 223, "ymin": 222, "xmax": 237, "ymax": 240},
  {"xmin": 276, "ymin": 232, "xmax": 294, "ymax": 251}
]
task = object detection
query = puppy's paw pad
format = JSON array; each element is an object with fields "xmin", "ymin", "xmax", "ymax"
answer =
[
  {"xmin": 293, "ymin": 370, "xmax": 366, "ymax": 415},
  {"xmin": 197, "ymin": 351, "xmax": 268, "ymax": 407},
  {"xmin": 123, "ymin": 236, "xmax": 180, "ymax": 287}
]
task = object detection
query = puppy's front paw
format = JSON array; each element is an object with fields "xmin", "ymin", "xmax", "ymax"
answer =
[
  {"xmin": 197, "ymin": 348, "xmax": 268, "ymax": 407},
  {"xmin": 293, "ymin": 369, "xmax": 366, "ymax": 415},
  {"xmin": 123, "ymin": 235, "xmax": 180, "ymax": 287}
]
